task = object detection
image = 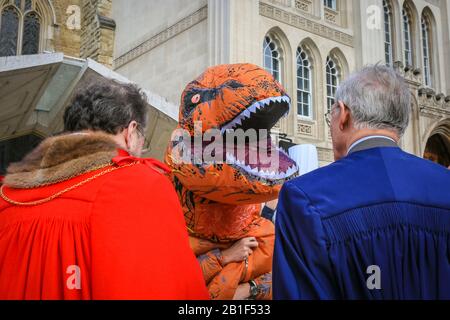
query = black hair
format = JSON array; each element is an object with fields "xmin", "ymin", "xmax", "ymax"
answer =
[{"xmin": 63, "ymin": 78, "xmax": 149, "ymax": 134}]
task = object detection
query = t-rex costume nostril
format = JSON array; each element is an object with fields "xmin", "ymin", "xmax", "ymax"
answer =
[{"xmin": 165, "ymin": 63, "xmax": 298, "ymax": 300}]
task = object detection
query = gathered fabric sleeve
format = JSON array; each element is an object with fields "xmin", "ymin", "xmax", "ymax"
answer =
[
  {"xmin": 273, "ymin": 182, "xmax": 338, "ymax": 300},
  {"xmin": 253, "ymin": 272, "xmax": 272, "ymax": 300},
  {"xmin": 89, "ymin": 164, "xmax": 209, "ymax": 300},
  {"xmin": 197, "ymin": 249, "xmax": 224, "ymax": 283}
]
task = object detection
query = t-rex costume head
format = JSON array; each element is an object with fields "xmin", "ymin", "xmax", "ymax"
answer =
[{"xmin": 165, "ymin": 63, "xmax": 298, "ymax": 242}]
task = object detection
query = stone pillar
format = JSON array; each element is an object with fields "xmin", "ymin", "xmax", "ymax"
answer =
[
  {"xmin": 207, "ymin": 0, "xmax": 261, "ymax": 66},
  {"xmin": 52, "ymin": 0, "xmax": 82, "ymax": 58},
  {"xmin": 80, "ymin": 0, "xmax": 116, "ymax": 68},
  {"xmin": 208, "ymin": 0, "xmax": 231, "ymax": 66},
  {"xmin": 229, "ymin": 0, "xmax": 260, "ymax": 65},
  {"xmin": 394, "ymin": 61, "xmax": 423, "ymax": 157},
  {"xmin": 443, "ymin": 0, "xmax": 450, "ymax": 95},
  {"xmin": 401, "ymin": 94, "xmax": 421, "ymax": 156},
  {"xmin": 353, "ymin": 0, "xmax": 385, "ymax": 68}
]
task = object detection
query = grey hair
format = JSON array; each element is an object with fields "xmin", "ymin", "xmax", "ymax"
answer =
[{"xmin": 334, "ymin": 64, "xmax": 411, "ymax": 136}]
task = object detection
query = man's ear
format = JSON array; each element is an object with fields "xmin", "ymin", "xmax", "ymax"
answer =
[
  {"xmin": 337, "ymin": 101, "xmax": 351, "ymax": 131},
  {"xmin": 125, "ymin": 121, "xmax": 138, "ymax": 148}
]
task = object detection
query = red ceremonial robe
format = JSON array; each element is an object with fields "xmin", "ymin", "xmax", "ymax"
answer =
[{"xmin": 0, "ymin": 133, "xmax": 209, "ymax": 300}]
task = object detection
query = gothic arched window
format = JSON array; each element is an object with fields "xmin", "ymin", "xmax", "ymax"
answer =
[
  {"xmin": 296, "ymin": 46, "xmax": 312, "ymax": 118},
  {"xmin": 0, "ymin": 0, "xmax": 41, "ymax": 57},
  {"xmin": 421, "ymin": 15, "xmax": 432, "ymax": 87},
  {"xmin": 326, "ymin": 56, "xmax": 339, "ymax": 113},
  {"xmin": 383, "ymin": 0, "xmax": 394, "ymax": 65},
  {"xmin": 402, "ymin": 6, "xmax": 413, "ymax": 66},
  {"xmin": 22, "ymin": 11, "xmax": 40, "ymax": 55},
  {"xmin": 0, "ymin": 6, "xmax": 19, "ymax": 56},
  {"xmin": 263, "ymin": 35, "xmax": 282, "ymax": 83}
]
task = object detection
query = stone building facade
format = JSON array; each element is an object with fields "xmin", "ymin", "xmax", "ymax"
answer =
[
  {"xmin": 0, "ymin": 1, "xmax": 182, "ymax": 171},
  {"xmin": 1, "ymin": 0, "xmax": 448, "ymax": 167},
  {"xmin": 0, "ymin": 0, "xmax": 116, "ymax": 67},
  {"xmin": 112, "ymin": 0, "xmax": 450, "ymax": 167},
  {"xmin": 0, "ymin": 0, "xmax": 117, "ymax": 174}
]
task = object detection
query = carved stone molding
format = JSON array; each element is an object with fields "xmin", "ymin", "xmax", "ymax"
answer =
[
  {"xmin": 324, "ymin": 7, "xmax": 339, "ymax": 25},
  {"xmin": 265, "ymin": 0, "xmax": 318, "ymax": 18},
  {"xmin": 418, "ymin": 87, "xmax": 450, "ymax": 118},
  {"xmin": 294, "ymin": 0, "xmax": 313, "ymax": 14},
  {"xmin": 259, "ymin": 2, "xmax": 354, "ymax": 47},
  {"xmin": 265, "ymin": 0, "xmax": 293, "ymax": 8},
  {"xmin": 393, "ymin": 61, "xmax": 422, "ymax": 87},
  {"xmin": 297, "ymin": 122, "xmax": 313, "ymax": 136},
  {"xmin": 98, "ymin": 15, "xmax": 116, "ymax": 31},
  {"xmin": 113, "ymin": 6, "xmax": 208, "ymax": 69},
  {"xmin": 392, "ymin": 62, "xmax": 450, "ymax": 121},
  {"xmin": 317, "ymin": 147, "xmax": 334, "ymax": 162}
]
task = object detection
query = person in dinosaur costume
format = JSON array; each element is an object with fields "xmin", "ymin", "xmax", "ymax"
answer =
[{"xmin": 165, "ymin": 64, "xmax": 298, "ymax": 300}]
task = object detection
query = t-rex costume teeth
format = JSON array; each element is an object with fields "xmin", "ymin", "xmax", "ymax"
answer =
[{"xmin": 165, "ymin": 63, "xmax": 298, "ymax": 300}]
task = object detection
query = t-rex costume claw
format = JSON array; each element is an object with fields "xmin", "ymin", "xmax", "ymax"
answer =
[{"xmin": 165, "ymin": 64, "xmax": 298, "ymax": 300}]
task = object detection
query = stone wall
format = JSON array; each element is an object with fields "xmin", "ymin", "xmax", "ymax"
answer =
[
  {"xmin": 80, "ymin": 0, "xmax": 116, "ymax": 68},
  {"xmin": 111, "ymin": 0, "xmax": 449, "ymax": 165},
  {"xmin": 112, "ymin": 0, "xmax": 208, "ymax": 105},
  {"xmin": 45, "ymin": 0, "xmax": 115, "ymax": 67},
  {"xmin": 47, "ymin": 0, "xmax": 80, "ymax": 57}
]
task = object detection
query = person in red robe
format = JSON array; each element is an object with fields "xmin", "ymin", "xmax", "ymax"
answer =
[{"xmin": 0, "ymin": 79, "xmax": 209, "ymax": 300}]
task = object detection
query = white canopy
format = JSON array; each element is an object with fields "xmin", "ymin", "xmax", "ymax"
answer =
[{"xmin": 0, "ymin": 53, "xmax": 178, "ymax": 159}]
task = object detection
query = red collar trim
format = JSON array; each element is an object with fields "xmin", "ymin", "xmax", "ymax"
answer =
[{"xmin": 112, "ymin": 149, "xmax": 171, "ymax": 174}]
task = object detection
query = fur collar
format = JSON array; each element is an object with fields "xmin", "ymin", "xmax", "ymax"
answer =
[{"xmin": 4, "ymin": 132, "xmax": 120, "ymax": 189}]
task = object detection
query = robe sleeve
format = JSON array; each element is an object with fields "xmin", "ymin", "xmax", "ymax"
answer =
[
  {"xmin": 197, "ymin": 249, "xmax": 224, "ymax": 283},
  {"xmin": 273, "ymin": 181, "xmax": 338, "ymax": 300},
  {"xmin": 89, "ymin": 165, "xmax": 209, "ymax": 300},
  {"xmin": 253, "ymin": 272, "xmax": 272, "ymax": 300}
]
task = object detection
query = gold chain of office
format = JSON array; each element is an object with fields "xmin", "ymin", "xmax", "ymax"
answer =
[{"xmin": 0, "ymin": 161, "xmax": 138, "ymax": 207}]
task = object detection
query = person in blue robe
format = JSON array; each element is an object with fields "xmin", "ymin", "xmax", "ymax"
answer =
[{"xmin": 273, "ymin": 65, "xmax": 450, "ymax": 300}]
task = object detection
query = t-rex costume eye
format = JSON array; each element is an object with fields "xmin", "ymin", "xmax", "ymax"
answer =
[{"xmin": 191, "ymin": 94, "xmax": 201, "ymax": 104}]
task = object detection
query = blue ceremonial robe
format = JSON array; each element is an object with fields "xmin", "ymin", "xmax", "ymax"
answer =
[{"xmin": 273, "ymin": 139, "xmax": 450, "ymax": 300}]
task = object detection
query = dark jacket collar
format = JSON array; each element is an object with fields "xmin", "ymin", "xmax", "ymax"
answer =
[{"xmin": 348, "ymin": 136, "xmax": 399, "ymax": 155}]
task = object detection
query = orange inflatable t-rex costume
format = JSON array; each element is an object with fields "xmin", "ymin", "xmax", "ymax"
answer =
[{"xmin": 165, "ymin": 64, "xmax": 298, "ymax": 300}]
